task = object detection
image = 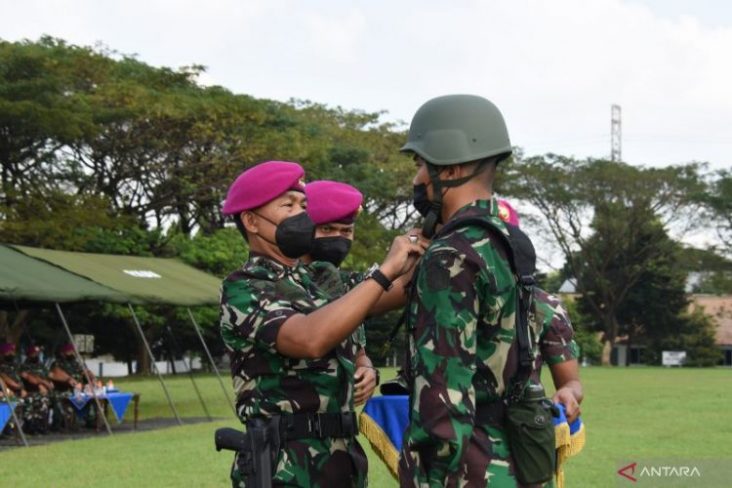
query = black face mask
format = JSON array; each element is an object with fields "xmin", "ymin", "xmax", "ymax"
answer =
[
  {"xmin": 255, "ymin": 211, "xmax": 315, "ymax": 259},
  {"xmin": 311, "ymin": 237, "xmax": 352, "ymax": 267},
  {"xmin": 28, "ymin": 355, "xmax": 39, "ymax": 363},
  {"xmin": 413, "ymin": 183, "xmax": 435, "ymax": 218}
]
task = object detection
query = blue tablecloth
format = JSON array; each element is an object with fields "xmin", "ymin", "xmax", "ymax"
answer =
[
  {"xmin": 67, "ymin": 392, "xmax": 134, "ymax": 423},
  {"xmin": 1, "ymin": 401, "xmax": 17, "ymax": 432},
  {"xmin": 362, "ymin": 395, "xmax": 409, "ymax": 451}
]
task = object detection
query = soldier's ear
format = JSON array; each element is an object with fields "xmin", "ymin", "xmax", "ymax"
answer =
[
  {"xmin": 442, "ymin": 164, "xmax": 462, "ymax": 181},
  {"xmin": 241, "ymin": 212, "xmax": 259, "ymax": 235}
]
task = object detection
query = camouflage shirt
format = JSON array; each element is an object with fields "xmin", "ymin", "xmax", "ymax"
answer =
[
  {"xmin": 0, "ymin": 361, "xmax": 23, "ymax": 388},
  {"xmin": 20, "ymin": 359, "xmax": 49, "ymax": 379},
  {"xmin": 306, "ymin": 261, "xmax": 367, "ymax": 350},
  {"xmin": 399, "ymin": 199, "xmax": 522, "ymax": 487},
  {"xmin": 20, "ymin": 358, "xmax": 48, "ymax": 388},
  {"xmin": 50, "ymin": 357, "xmax": 85, "ymax": 383},
  {"xmin": 220, "ymin": 253, "xmax": 366, "ymax": 487},
  {"xmin": 530, "ymin": 288, "xmax": 579, "ymax": 384}
]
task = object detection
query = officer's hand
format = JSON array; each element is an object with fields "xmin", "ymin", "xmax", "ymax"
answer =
[
  {"xmin": 553, "ymin": 387, "xmax": 581, "ymax": 423},
  {"xmin": 381, "ymin": 234, "xmax": 427, "ymax": 279},
  {"xmin": 406, "ymin": 229, "xmax": 431, "ymax": 247},
  {"xmin": 353, "ymin": 366, "xmax": 377, "ymax": 406}
]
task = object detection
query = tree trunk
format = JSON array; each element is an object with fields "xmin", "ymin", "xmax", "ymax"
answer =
[
  {"xmin": 600, "ymin": 315, "xmax": 620, "ymax": 366},
  {"xmin": 0, "ymin": 310, "xmax": 30, "ymax": 343},
  {"xmin": 136, "ymin": 339, "xmax": 150, "ymax": 375},
  {"xmin": 129, "ymin": 321, "xmax": 151, "ymax": 375},
  {"xmin": 601, "ymin": 338, "xmax": 613, "ymax": 366}
]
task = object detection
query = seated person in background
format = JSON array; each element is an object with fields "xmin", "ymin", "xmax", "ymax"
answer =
[
  {"xmin": 20, "ymin": 345, "xmax": 55, "ymax": 395},
  {"xmin": 0, "ymin": 343, "xmax": 26, "ymax": 398},
  {"xmin": 49, "ymin": 343, "xmax": 95, "ymax": 392},
  {"xmin": 0, "ymin": 342, "xmax": 50, "ymax": 434}
]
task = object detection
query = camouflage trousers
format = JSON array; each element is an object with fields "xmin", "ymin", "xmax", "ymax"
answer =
[
  {"xmin": 8, "ymin": 394, "xmax": 51, "ymax": 434},
  {"xmin": 399, "ymin": 424, "xmax": 521, "ymax": 487},
  {"xmin": 58, "ymin": 393, "xmax": 97, "ymax": 429},
  {"xmin": 231, "ymin": 437, "xmax": 368, "ymax": 488}
]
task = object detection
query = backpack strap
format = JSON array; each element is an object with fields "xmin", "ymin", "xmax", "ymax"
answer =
[{"xmin": 438, "ymin": 216, "xmax": 538, "ymax": 404}]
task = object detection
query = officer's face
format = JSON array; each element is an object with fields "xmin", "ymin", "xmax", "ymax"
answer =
[
  {"xmin": 245, "ymin": 191, "xmax": 307, "ymax": 240},
  {"xmin": 315, "ymin": 222, "xmax": 355, "ymax": 242}
]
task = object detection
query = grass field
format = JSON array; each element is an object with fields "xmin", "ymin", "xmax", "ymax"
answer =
[{"xmin": 1, "ymin": 367, "xmax": 730, "ymax": 487}]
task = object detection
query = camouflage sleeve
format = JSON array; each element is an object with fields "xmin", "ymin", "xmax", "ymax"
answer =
[
  {"xmin": 534, "ymin": 290, "xmax": 579, "ymax": 365},
  {"xmin": 407, "ymin": 249, "xmax": 480, "ymax": 485},
  {"xmin": 340, "ymin": 269, "xmax": 365, "ymax": 292},
  {"xmin": 220, "ymin": 278, "xmax": 299, "ymax": 354},
  {"xmin": 353, "ymin": 324, "xmax": 367, "ymax": 349}
]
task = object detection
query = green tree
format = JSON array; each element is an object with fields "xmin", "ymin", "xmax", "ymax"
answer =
[
  {"xmin": 503, "ymin": 155, "xmax": 706, "ymax": 364},
  {"xmin": 701, "ymin": 170, "xmax": 732, "ymax": 254}
]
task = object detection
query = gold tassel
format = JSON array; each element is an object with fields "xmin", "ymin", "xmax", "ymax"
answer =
[
  {"xmin": 554, "ymin": 421, "xmax": 587, "ymax": 488},
  {"xmin": 358, "ymin": 412, "xmax": 400, "ymax": 480}
]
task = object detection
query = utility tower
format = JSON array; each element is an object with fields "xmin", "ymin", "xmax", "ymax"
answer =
[{"xmin": 611, "ymin": 104, "xmax": 622, "ymax": 162}]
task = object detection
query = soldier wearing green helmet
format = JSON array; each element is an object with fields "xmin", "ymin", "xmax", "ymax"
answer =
[
  {"xmin": 402, "ymin": 94, "xmax": 513, "ymax": 238},
  {"xmin": 398, "ymin": 94, "xmax": 539, "ymax": 487}
]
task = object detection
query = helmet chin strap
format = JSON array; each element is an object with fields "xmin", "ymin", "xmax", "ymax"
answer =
[{"xmin": 421, "ymin": 159, "xmax": 491, "ymax": 238}]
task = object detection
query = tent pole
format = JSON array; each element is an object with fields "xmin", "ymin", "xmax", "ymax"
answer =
[
  {"xmin": 187, "ymin": 308, "xmax": 236, "ymax": 416},
  {"xmin": 0, "ymin": 376, "xmax": 29, "ymax": 447},
  {"xmin": 127, "ymin": 304, "xmax": 183, "ymax": 426},
  {"xmin": 164, "ymin": 326, "xmax": 211, "ymax": 421},
  {"xmin": 55, "ymin": 303, "xmax": 113, "ymax": 436}
]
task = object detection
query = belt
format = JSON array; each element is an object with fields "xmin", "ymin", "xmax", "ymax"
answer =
[{"xmin": 279, "ymin": 412, "xmax": 358, "ymax": 440}]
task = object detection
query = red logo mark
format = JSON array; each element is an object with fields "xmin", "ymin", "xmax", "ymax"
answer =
[{"xmin": 618, "ymin": 462, "xmax": 638, "ymax": 482}]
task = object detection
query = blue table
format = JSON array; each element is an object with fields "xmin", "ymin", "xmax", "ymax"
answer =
[
  {"xmin": 1, "ymin": 400, "xmax": 17, "ymax": 432},
  {"xmin": 67, "ymin": 391, "xmax": 136, "ymax": 425}
]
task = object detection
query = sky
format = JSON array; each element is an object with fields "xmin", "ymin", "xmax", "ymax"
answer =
[
  {"xmin": 1, "ymin": 0, "xmax": 730, "ymax": 265},
  {"xmin": 2, "ymin": 0, "xmax": 731, "ymax": 172}
]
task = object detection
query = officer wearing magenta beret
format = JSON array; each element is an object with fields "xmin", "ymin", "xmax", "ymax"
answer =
[{"xmin": 219, "ymin": 161, "xmax": 425, "ymax": 487}]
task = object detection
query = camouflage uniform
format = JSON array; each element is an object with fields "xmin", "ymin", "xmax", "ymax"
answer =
[
  {"xmin": 306, "ymin": 261, "xmax": 367, "ymax": 350},
  {"xmin": 399, "ymin": 199, "xmax": 522, "ymax": 487},
  {"xmin": 530, "ymin": 289, "xmax": 579, "ymax": 384},
  {"xmin": 220, "ymin": 254, "xmax": 367, "ymax": 487},
  {"xmin": 50, "ymin": 357, "xmax": 95, "ymax": 427},
  {"xmin": 50, "ymin": 357, "xmax": 86, "ymax": 386},
  {"xmin": 0, "ymin": 361, "xmax": 50, "ymax": 433},
  {"xmin": 21, "ymin": 358, "xmax": 62, "ymax": 431}
]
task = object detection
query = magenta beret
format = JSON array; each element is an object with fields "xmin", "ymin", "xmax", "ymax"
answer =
[
  {"xmin": 26, "ymin": 345, "xmax": 41, "ymax": 356},
  {"xmin": 0, "ymin": 343, "xmax": 16, "ymax": 355},
  {"xmin": 59, "ymin": 343, "xmax": 75, "ymax": 354},
  {"xmin": 306, "ymin": 180, "xmax": 363, "ymax": 225},
  {"xmin": 222, "ymin": 161, "xmax": 306, "ymax": 215},
  {"xmin": 497, "ymin": 199, "xmax": 520, "ymax": 227}
]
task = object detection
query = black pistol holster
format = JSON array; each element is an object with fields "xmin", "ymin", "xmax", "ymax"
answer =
[
  {"xmin": 215, "ymin": 412, "xmax": 358, "ymax": 488},
  {"xmin": 215, "ymin": 415, "xmax": 281, "ymax": 488}
]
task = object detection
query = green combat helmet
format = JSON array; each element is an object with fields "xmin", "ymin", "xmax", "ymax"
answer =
[
  {"xmin": 401, "ymin": 94, "xmax": 513, "ymax": 236},
  {"xmin": 401, "ymin": 94, "xmax": 512, "ymax": 165}
]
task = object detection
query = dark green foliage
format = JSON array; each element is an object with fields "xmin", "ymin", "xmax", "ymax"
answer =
[
  {"xmin": 0, "ymin": 37, "xmax": 415, "ymax": 373},
  {"xmin": 648, "ymin": 308, "xmax": 720, "ymax": 367}
]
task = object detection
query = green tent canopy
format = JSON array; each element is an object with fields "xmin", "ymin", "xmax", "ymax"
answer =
[
  {"xmin": 12, "ymin": 245, "xmax": 221, "ymax": 306},
  {"xmin": 0, "ymin": 245, "xmax": 128, "ymax": 304}
]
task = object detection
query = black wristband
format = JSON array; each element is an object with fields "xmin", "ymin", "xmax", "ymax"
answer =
[{"xmin": 367, "ymin": 268, "xmax": 393, "ymax": 291}]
